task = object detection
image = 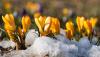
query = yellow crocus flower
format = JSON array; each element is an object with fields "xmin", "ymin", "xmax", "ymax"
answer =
[
  {"xmin": 90, "ymin": 17, "xmax": 97, "ymax": 28},
  {"xmin": 62, "ymin": 8, "xmax": 69, "ymax": 16},
  {"xmin": 26, "ymin": 2, "xmax": 40, "ymax": 13},
  {"xmin": 66, "ymin": 21, "xmax": 74, "ymax": 40},
  {"xmin": 35, "ymin": 16, "xmax": 60, "ymax": 36},
  {"xmin": 38, "ymin": 16, "xmax": 46, "ymax": 29},
  {"xmin": 83, "ymin": 20, "xmax": 92, "ymax": 35},
  {"xmin": 50, "ymin": 18, "xmax": 60, "ymax": 35},
  {"xmin": 35, "ymin": 16, "xmax": 51, "ymax": 36},
  {"xmin": 4, "ymin": 2, "xmax": 12, "ymax": 9},
  {"xmin": 76, "ymin": 16, "xmax": 85, "ymax": 32},
  {"xmin": 2, "ymin": 14, "xmax": 16, "ymax": 31},
  {"xmin": 35, "ymin": 16, "xmax": 46, "ymax": 33},
  {"xmin": 22, "ymin": 16, "xmax": 31, "ymax": 33},
  {"xmin": 2, "ymin": 14, "xmax": 16, "ymax": 41}
]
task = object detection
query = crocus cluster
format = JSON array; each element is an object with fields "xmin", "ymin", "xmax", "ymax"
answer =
[
  {"xmin": 76, "ymin": 16, "xmax": 97, "ymax": 36},
  {"xmin": 2, "ymin": 14, "xmax": 31, "ymax": 50},
  {"xmin": 34, "ymin": 15, "xmax": 60, "ymax": 36}
]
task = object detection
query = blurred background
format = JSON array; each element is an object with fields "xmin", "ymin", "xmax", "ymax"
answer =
[
  {"xmin": 0, "ymin": 0, "xmax": 100, "ymax": 33},
  {"xmin": 0, "ymin": 0, "xmax": 100, "ymax": 16}
]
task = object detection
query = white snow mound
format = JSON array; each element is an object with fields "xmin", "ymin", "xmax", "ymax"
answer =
[
  {"xmin": 27, "ymin": 36, "xmax": 78, "ymax": 57},
  {"xmin": 25, "ymin": 29, "xmax": 39, "ymax": 47}
]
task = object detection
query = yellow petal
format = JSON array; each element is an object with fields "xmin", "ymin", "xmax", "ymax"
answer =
[
  {"xmin": 2, "ymin": 16, "xmax": 10, "ymax": 25},
  {"xmin": 66, "ymin": 21, "xmax": 74, "ymax": 31},
  {"xmin": 22, "ymin": 16, "xmax": 31, "ymax": 33},
  {"xmin": 84, "ymin": 20, "xmax": 92, "ymax": 35},
  {"xmin": 2, "ymin": 14, "xmax": 16, "ymax": 31},
  {"xmin": 35, "ymin": 17, "xmax": 43, "ymax": 34},
  {"xmin": 76, "ymin": 16, "xmax": 84, "ymax": 32},
  {"xmin": 44, "ymin": 16, "xmax": 51, "ymax": 32},
  {"xmin": 5, "ymin": 24, "xmax": 15, "ymax": 31},
  {"xmin": 38, "ymin": 16, "xmax": 46, "ymax": 28},
  {"xmin": 9, "ymin": 14, "xmax": 15, "ymax": 23},
  {"xmin": 66, "ymin": 21, "xmax": 74, "ymax": 39},
  {"xmin": 50, "ymin": 17, "xmax": 60, "ymax": 34},
  {"xmin": 90, "ymin": 17, "xmax": 97, "ymax": 28}
]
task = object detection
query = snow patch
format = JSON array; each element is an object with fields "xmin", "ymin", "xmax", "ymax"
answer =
[
  {"xmin": 27, "ymin": 36, "xmax": 78, "ymax": 57},
  {"xmin": 25, "ymin": 29, "xmax": 39, "ymax": 47}
]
